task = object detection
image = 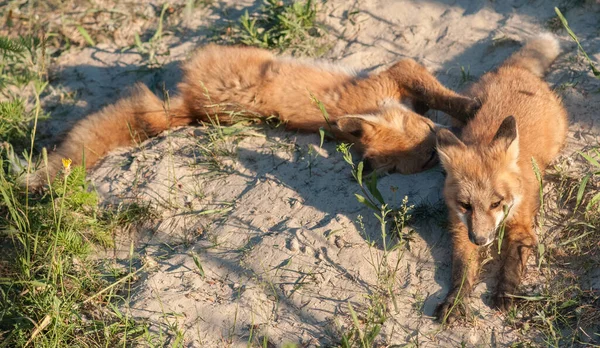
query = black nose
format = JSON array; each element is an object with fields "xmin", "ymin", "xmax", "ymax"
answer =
[
  {"xmin": 474, "ymin": 236, "xmax": 488, "ymax": 246},
  {"xmin": 468, "ymin": 232, "xmax": 488, "ymax": 246}
]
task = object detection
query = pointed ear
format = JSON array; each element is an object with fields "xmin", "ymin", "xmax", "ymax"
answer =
[
  {"xmin": 491, "ymin": 116, "xmax": 519, "ymax": 166},
  {"xmin": 335, "ymin": 114, "xmax": 382, "ymax": 138},
  {"xmin": 436, "ymin": 128, "xmax": 466, "ymax": 169}
]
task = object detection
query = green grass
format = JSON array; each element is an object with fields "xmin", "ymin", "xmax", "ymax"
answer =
[
  {"xmin": 0, "ymin": 35, "xmax": 48, "ymax": 149},
  {"xmin": 220, "ymin": 0, "xmax": 329, "ymax": 56},
  {"xmin": 132, "ymin": 3, "xmax": 171, "ymax": 67},
  {"xmin": 335, "ymin": 144, "xmax": 416, "ymax": 346},
  {"xmin": 0, "ymin": 0, "xmax": 186, "ymax": 57},
  {"xmin": 0, "ymin": 32, "xmax": 174, "ymax": 346},
  {"xmin": 502, "ymin": 10, "xmax": 600, "ymax": 346},
  {"xmin": 555, "ymin": 7, "xmax": 600, "ymax": 78},
  {"xmin": 515, "ymin": 148, "xmax": 600, "ymax": 346},
  {"xmin": 0, "ymin": 157, "xmax": 158, "ymax": 346}
]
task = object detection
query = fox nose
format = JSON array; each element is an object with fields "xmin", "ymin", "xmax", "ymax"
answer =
[
  {"xmin": 468, "ymin": 232, "xmax": 490, "ymax": 246},
  {"xmin": 474, "ymin": 236, "xmax": 490, "ymax": 246}
]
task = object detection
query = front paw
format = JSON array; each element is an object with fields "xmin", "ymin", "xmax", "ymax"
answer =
[
  {"xmin": 435, "ymin": 290, "xmax": 471, "ymax": 325},
  {"xmin": 494, "ymin": 292, "xmax": 514, "ymax": 312},
  {"xmin": 461, "ymin": 97, "xmax": 481, "ymax": 118},
  {"xmin": 494, "ymin": 284, "xmax": 520, "ymax": 312}
]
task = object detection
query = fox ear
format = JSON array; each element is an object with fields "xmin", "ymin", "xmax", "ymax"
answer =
[
  {"xmin": 436, "ymin": 128, "xmax": 466, "ymax": 169},
  {"xmin": 335, "ymin": 114, "xmax": 381, "ymax": 139},
  {"xmin": 491, "ymin": 115, "xmax": 519, "ymax": 167}
]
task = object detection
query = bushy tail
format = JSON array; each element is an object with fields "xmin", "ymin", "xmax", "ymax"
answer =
[
  {"xmin": 503, "ymin": 33, "xmax": 561, "ymax": 77},
  {"xmin": 27, "ymin": 83, "xmax": 193, "ymax": 188}
]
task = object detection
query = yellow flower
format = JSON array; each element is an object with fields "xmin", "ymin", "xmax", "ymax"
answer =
[{"xmin": 61, "ymin": 158, "xmax": 72, "ymax": 170}]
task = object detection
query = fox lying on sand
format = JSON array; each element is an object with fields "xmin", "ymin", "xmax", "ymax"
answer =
[
  {"xmin": 434, "ymin": 34, "xmax": 568, "ymax": 323},
  {"xmin": 27, "ymin": 44, "xmax": 480, "ymax": 187}
]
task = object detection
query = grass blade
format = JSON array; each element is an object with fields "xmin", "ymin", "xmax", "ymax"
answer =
[
  {"xmin": 76, "ymin": 25, "xmax": 96, "ymax": 46},
  {"xmin": 586, "ymin": 192, "xmax": 600, "ymax": 211},
  {"xmin": 24, "ymin": 314, "xmax": 52, "ymax": 347},
  {"xmin": 555, "ymin": 7, "xmax": 600, "ymax": 77},
  {"xmin": 355, "ymin": 193, "xmax": 377, "ymax": 212},
  {"xmin": 347, "ymin": 302, "xmax": 365, "ymax": 345},
  {"xmin": 151, "ymin": 3, "xmax": 170, "ymax": 43},
  {"xmin": 575, "ymin": 173, "xmax": 591, "ymax": 212},
  {"xmin": 579, "ymin": 151, "xmax": 600, "ymax": 169},
  {"xmin": 191, "ymin": 252, "xmax": 205, "ymax": 278},
  {"xmin": 357, "ymin": 161, "xmax": 363, "ymax": 186}
]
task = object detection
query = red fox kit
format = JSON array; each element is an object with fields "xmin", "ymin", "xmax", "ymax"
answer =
[
  {"xmin": 434, "ymin": 34, "xmax": 568, "ymax": 323},
  {"xmin": 28, "ymin": 44, "xmax": 479, "ymax": 187}
]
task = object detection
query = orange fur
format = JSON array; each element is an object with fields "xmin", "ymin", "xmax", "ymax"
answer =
[
  {"xmin": 435, "ymin": 34, "xmax": 568, "ymax": 323},
  {"xmin": 29, "ymin": 44, "xmax": 479, "ymax": 187}
]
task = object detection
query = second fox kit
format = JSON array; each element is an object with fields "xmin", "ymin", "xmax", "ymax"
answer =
[
  {"xmin": 29, "ymin": 44, "xmax": 478, "ymax": 186},
  {"xmin": 435, "ymin": 34, "xmax": 568, "ymax": 322}
]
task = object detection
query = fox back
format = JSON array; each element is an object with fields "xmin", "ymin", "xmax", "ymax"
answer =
[{"xmin": 174, "ymin": 44, "xmax": 448, "ymax": 173}]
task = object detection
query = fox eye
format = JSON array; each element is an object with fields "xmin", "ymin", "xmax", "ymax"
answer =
[
  {"xmin": 458, "ymin": 202, "xmax": 472, "ymax": 211},
  {"xmin": 490, "ymin": 200, "xmax": 502, "ymax": 209},
  {"xmin": 428, "ymin": 150, "xmax": 436, "ymax": 162}
]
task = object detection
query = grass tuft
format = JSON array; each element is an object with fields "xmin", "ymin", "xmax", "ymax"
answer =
[{"xmin": 220, "ymin": 0, "xmax": 329, "ymax": 56}]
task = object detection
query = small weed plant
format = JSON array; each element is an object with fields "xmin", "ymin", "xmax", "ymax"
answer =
[
  {"xmin": 222, "ymin": 0, "xmax": 329, "ymax": 56},
  {"xmin": 336, "ymin": 143, "xmax": 415, "ymax": 347}
]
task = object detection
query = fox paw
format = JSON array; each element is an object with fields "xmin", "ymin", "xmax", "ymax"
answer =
[
  {"xmin": 462, "ymin": 97, "xmax": 482, "ymax": 118},
  {"xmin": 435, "ymin": 293, "xmax": 471, "ymax": 325},
  {"xmin": 494, "ymin": 278, "xmax": 520, "ymax": 312},
  {"xmin": 493, "ymin": 291, "xmax": 516, "ymax": 312}
]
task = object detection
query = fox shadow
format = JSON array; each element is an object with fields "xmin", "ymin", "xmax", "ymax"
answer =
[{"xmin": 37, "ymin": 55, "xmax": 182, "ymax": 147}]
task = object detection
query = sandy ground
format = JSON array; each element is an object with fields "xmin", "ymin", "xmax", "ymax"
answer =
[{"xmin": 37, "ymin": 0, "xmax": 600, "ymax": 346}]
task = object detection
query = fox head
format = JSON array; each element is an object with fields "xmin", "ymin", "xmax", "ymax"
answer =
[
  {"xmin": 335, "ymin": 104, "xmax": 440, "ymax": 174},
  {"xmin": 436, "ymin": 116, "xmax": 523, "ymax": 246}
]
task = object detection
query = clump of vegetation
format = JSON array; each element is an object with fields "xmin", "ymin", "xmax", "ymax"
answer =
[
  {"xmin": 509, "ymin": 148, "xmax": 600, "ymax": 346},
  {"xmin": 0, "ymin": 33, "xmax": 168, "ymax": 346},
  {"xmin": 0, "ymin": 155, "xmax": 160, "ymax": 346},
  {"xmin": 222, "ymin": 0, "xmax": 329, "ymax": 56},
  {"xmin": 555, "ymin": 7, "xmax": 600, "ymax": 78},
  {"xmin": 503, "ymin": 9, "xmax": 600, "ymax": 346},
  {"xmin": 0, "ymin": 1, "xmax": 184, "ymax": 55},
  {"xmin": 336, "ymin": 143, "xmax": 415, "ymax": 246},
  {"xmin": 335, "ymin": 143, "xmax": 415, "ymax": 347},
  {"xmin": 132, "ymin": 3, "xmax": 172, "ymax": 67},
  {"xmin": 0, "ymin": 35, "xmax": 48, "ymax": 148}
]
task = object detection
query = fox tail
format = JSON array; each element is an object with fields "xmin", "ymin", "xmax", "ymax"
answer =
[
  {"xmin": 503, "ymin": 33, "xmax": 561, "ymax": 77},
  {"xmin": 26, "ymin": 83, "xmax": 193, "ymax": 188}
]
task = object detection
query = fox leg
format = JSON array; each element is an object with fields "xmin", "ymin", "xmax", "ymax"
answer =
[
  {"xmin": 385, "ymin": 59, "xmax": 480, "ymax": 122},
  {"xmin": 436, "ymin": 223, "xmax": 481, "ymax": 324},
  {"xmin": 494, "ymin": 222, "xmax": 536, "ymax": 311}
]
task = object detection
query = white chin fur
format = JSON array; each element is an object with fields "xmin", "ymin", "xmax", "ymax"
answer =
[{"xmin": 482, "ymin": 238, "xmax": 494, "ymax": 247}]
